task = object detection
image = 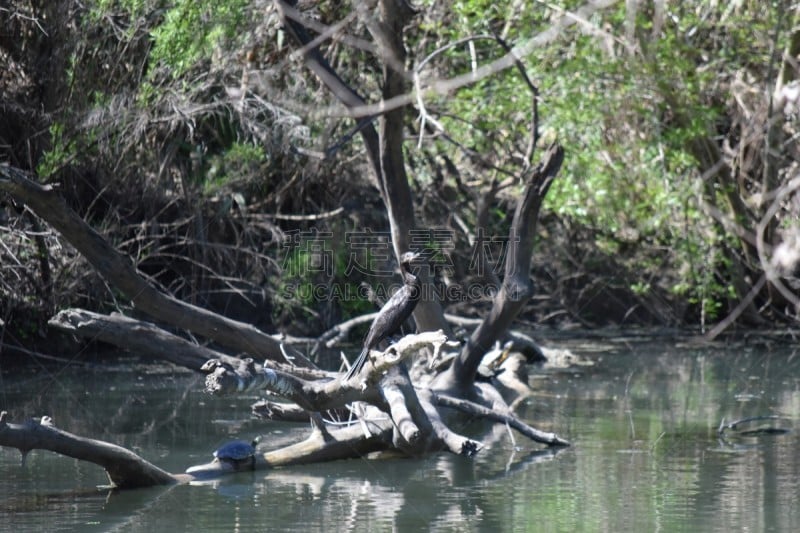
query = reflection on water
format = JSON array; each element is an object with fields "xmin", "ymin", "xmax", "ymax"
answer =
[{"xmin": 1, "ymin": 337, "xmax": 798, "ymax": 531}]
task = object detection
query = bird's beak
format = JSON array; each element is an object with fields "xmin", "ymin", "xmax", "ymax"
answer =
[{"xmin": 403, "ymin": 251, "xmax": 423, "ymax": 266}]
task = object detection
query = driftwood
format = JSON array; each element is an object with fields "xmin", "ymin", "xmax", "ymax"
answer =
[
  {"xmin": 49, "ymin": 308, "xmax": 234, "ymax": 371},
  {"xmin": 0, "ymin": 411, "xmax": 179, "ymax": 489},
  {"xmin": 316, "ymin": 312, "xmax": 546, "ymax": 362},
  {"xmin": 190, "ymin": 332, "xmax": 567, "ymax": 470},
  {"xmin": 442, "ymin": 143, "xmax": 564, "ymax": 389},
  {"xmin": 46, "ymin": 308, "xmax": 326, "ymax": 377},
  {"xmin": 0, "ymin": 144, "xmax": 567, "ymax": 481},
  {"xmin": 186, "ymin": 421, "xmax": 391, "ymax": 477}
]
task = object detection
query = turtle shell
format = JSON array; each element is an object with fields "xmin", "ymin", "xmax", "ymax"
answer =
[{"xmin": 213, "ymin": 437, "xmax": 259, "ymax": 461}]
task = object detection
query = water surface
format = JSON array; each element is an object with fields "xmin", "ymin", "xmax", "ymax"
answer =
[{"xmin": 1, "ymin": 335, "xmax": 798, "ymax": 531}]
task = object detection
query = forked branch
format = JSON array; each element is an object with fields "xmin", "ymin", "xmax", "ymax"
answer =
[{"xmin": 446, "ymin": 143, "xmax": 564, "ymax": 386}]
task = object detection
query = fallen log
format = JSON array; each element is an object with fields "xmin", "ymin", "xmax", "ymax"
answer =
[
  {"xmin": 49, "ymin": 308, "xmax": 234, "ymax": 371},
  {"xmin": 0, "ymin": 411, "xmax": 178, "ymax": 489}
]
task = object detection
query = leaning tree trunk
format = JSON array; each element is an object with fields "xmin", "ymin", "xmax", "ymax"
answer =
[
  {"xmin": 0, "ymin": 164, "xmax": 313, "ymax": 368},
  {"xmin": 0, "ymin": 411, "xmax": 179, "ymax": 489},
  {"xmin": 443, "ymin": 143, "xmax": 564, "ymax": 389},
  {"xmin": 276, "ymin": 0, "xmax": 450, "ymax": 335}
]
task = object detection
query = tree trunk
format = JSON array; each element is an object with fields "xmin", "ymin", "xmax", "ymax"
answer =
[
  {"xmin": 444, "ymin": 143, "xmax": 563, "ymax": 388},
  {"xmin": 275, "ymin": 0, "xmax": 451, "ymax": 335}
]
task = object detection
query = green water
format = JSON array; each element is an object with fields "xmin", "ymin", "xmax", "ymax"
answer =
[{"xmin": 1, "ymin": 335, "xmax": 798, "ymax": 531}]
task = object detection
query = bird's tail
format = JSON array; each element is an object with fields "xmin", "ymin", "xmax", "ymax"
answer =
[{"xmin": 344, "ymin": 348, "xmax": 369, "ymax": 381}]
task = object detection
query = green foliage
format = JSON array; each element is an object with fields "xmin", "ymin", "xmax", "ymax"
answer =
[
  {"xmin": 148, "ymin": 0, "xmax": 249, "ymax": 77},
  {"xmin": 90, "ymin": 0, "xmax": 250, "ymax": 78},
  {"xmin": 92, "ymin": 0, "xmax": 151, "ymax": 17},
  {"xmin": 277, "ymin": 248, "xmax": 318, "ymax": 310},
  {"xmin": 423, "ymin": 0, "xmax": 787, "ymax": 323},
  {"xmin": 37, "ymin": 123, "xmax": 77, "ymax": 179},
  {"xmin": 204, "ymin": 142, "xmax": 267, "ymax": 194},
  {"xmin": 274, "ymin": 233, "xmax": 375, "ymax": 326},
  {"xmin": 8, "ymin": 0, "xmax": 795, "ymax": 331}
]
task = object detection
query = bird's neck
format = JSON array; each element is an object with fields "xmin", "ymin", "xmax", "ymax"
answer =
[{"xmin": 402, "ymin": 269, "xmax": 419, "ymax": 288}]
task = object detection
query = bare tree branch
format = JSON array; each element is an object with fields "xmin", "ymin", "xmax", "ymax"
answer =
[
  {"xmin": 186, "ymin": 419, "xmax": 393, "ymax": 476},
  {"xmin": 444, "ymin": 143, "xmax": 564, "ymax": 386},
  {"xmin": 306, "ymin": 0, "xmax": 620, "ymax": 120},
  {"xmin": 433, "ymin": 393, "xmax": 570, "ymax": 447},
  {"xmin": 0, "ymin": 412, "xmax": 177, "ymax": 489},
  {"xmin": 49, "ymin": 308, "xmax": 232, "ymax": 371}
]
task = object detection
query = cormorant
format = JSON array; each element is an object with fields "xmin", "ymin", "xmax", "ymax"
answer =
[{"xmin": 344, "ymin": 251, "xmax": 421, "ymax": 380}]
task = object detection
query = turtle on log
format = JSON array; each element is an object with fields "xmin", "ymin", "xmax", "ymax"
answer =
[{"xmin": 212, "ymin": 436, "xmax": 261, "ymax": 470}]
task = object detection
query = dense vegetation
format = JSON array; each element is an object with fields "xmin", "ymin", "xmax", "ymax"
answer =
[{"xmin": 2, "ymin": 0, "xmax": 799, "ymax": 358}]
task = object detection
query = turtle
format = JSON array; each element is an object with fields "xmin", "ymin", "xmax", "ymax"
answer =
[
  {"xmin": 213, "ymin": 436, "xmax": 261, "ymax": 470},
  {"xmin": 477, "ymin": 341, "xmax": 514, "ymax": 380}
]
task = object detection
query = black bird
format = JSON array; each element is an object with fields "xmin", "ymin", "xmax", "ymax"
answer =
[{"xmin": 344, "ymin": 251, "xmax": 421, "ymax": 380}]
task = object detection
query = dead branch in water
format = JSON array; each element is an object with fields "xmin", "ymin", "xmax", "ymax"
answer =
[{"xmin": 0, "ymin": 411, "xmax": 178, "ymax": 489}]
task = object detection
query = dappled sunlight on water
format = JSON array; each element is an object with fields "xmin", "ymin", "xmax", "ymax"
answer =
[{"xmin": 1, "ymin": 336, "xmax": 798, "ymax": 531}]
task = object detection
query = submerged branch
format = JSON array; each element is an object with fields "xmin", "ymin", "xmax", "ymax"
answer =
[
  {"xmin": 200, "ymin": 330, "xmax": 566, "ymax": 470},
  {"xmin": 201, "ymin": 331, "xmax": 449, "ymax": 407},
  {"xmin": 186, "ymin": 421, "xmax": 393, "ymax": 477},
  {"xmin": 434, "ymin": 393, "xmax": 570, "ymax": 447}
]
